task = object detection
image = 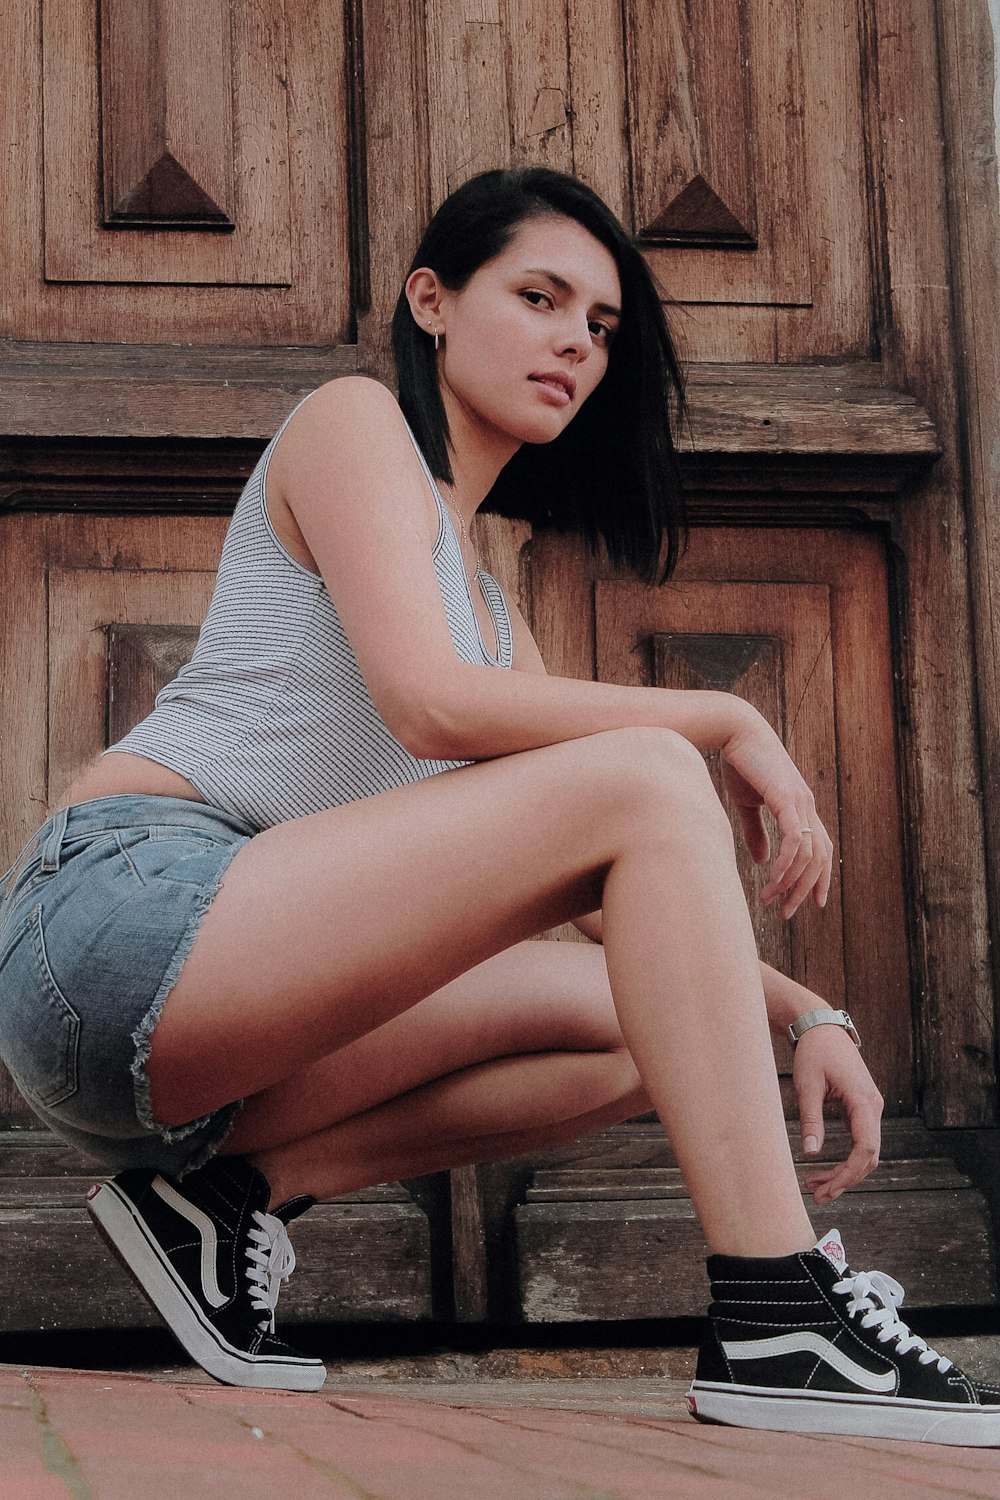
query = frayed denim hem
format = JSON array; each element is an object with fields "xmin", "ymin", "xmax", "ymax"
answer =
[
  {"xmin": 128, "ymin": 838, "xmax": 248, "ymax": 1164},
  {"xmin": 175, "ymin": 1096, "xmax": 244, "ymax": 1178}
]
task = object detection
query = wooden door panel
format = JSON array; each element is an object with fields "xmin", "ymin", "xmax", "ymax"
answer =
[
  {"xmin": 6, "ymin": 1, "xmax": 349, "ymax": 342},
  {"xmin": 106, "ymin": 625, "xmax": 202, "ymax": 745},
  {"xmin": 531, "ymin": 526, "xmax": 913, "ymax": 1114},
  {"xmin": 99, "ymin": 0, "xmax": 237, "ymax": 229},
  {"xmin": 47, "ymin": 567, "xmax": 217, "ymax": 805},
  {"xmin": 44, "ymin": 0, "xmax": 291, "ymax": 286},
  {"xmin": 625, "ymin": 0, "xmax": 811, "ymax": 306}
]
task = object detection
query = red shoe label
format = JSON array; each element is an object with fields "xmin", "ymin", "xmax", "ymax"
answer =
[
  {"xmin": 86, "ymin": 1184, "xmax": 102, "ymax": 1201},
  {"xmin": 814, "ymin": 1229, "xmax": 847, "ymax": 1268},
  {"xmin": 685, "ymin": 1395, "xmax": 697, "ymax": 1415}
]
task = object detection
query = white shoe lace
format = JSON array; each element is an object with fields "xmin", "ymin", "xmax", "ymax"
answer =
[
  {"xmin": 833, "ymin": 1269, "xmax": 952, "ymax": 1373},
  {"xmin": 245, "ymin": 1210, "xmax": 296, "ymax": 1333}
]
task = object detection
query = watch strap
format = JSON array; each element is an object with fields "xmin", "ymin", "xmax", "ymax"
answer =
[{"xmin": 787, "ymin": 1008, "xmax": 861, "ymax": 1049}]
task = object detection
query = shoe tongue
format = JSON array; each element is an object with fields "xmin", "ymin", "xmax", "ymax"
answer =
[{"xmin": 813, "ymin": 1228, "xmax": 849, "ymax": 1271}]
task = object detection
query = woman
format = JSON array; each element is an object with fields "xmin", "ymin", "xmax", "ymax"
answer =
[{"xmin": 0, "ymin": 168, "xmax": 996, "ymax": 1443}]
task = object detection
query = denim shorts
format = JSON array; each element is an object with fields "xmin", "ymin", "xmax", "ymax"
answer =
[{"xmin": 0, "ymin": 794, "xmax": 256, "ymax": 1176}]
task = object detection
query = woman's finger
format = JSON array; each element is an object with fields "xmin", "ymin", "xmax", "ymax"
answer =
[
  {"xmin": 762, "ymin": 822, "xmax": 818, "ymax": 905},
  {"xmin": 807, "ymin": 1141, "xmax": 880, "ymax": 1202},
  {"xmin": 768, "ymin": 817, "xmax": 834, "ymax": 916},
  {"xmin": 781, "ymin": 845, "xmax": 829, "ymax": 918},
  {"xmin": 803, "ymin": 1110, "xmax": 881, "ymax": 1201}
]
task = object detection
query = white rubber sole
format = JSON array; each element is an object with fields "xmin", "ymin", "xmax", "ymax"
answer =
[
  {"xmin": 87, "ymin": 1180, "xmax": 327, "ymax": 1392},
  {"xmin": 687, "ymin": 1380, "xmax": 1000, "ymax": 1446}
]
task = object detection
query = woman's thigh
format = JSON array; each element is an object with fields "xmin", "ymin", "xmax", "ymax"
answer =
[
  {"xmin": 148, "ymin": 726, "xmax": 715, "ymax": 1123},
  {"xmin": 224, "ymin": 937, "xmax": 621, "ymax": 1151}
]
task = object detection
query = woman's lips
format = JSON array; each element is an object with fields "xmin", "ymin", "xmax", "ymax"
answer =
[{"xmin": 529, "ymin": 375, "xmax": 573, "ymax": 406}]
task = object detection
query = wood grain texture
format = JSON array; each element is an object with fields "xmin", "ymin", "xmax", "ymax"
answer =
[
  {"xmin": 45, "ymin": 0, "xmax": 289, "ymax": 282},
  {"xmin": 565, "ymin": 0, "xmax": 629, "ymax": 222},
  {"xmin": 450, "ymin": 1165, "xmax": 489, "ymax": 1321},
  {"xmin": 506, "ymin": 0, "xmax": 572, "ymax": 172},
  {"xmin": 517, "ymin": 1183, "xmax": 995, "ymax": 1319},
  {"xmin": 776, "ymin": 0, "xmax": 870, "ymax": 359},
  {"xmin": 410, "ymin": 3, "xmax": 869, "ymax": 360},
  {"xmin": 356, "ymin": 0, "xmax": 429, "ymax": 378},
  {"xmin": 0, "ymin": 352, "xmax": 938, "ymax": 482},
  {"xmin": 934, "ymin": 0, "xmax": 1000, "ymax": 1074},
  {"xmin": 527, "ymin": 1158, "xmax": 973, "ymax": 1200},
  {"xmin": 627, "ymin": 0, "xmax": 810, "ymax": 306},
  {"xmin": 100, "ymin": 0, "xmax": 236, "ymax": 227},
  {"xmin": 424, "ymin": 0, "xmax": 505, "ymax": 206},
  {"xmin": 660, "ymin": 0, "xmax": 869, "ymax": 361},
  {"xmin": 3, "ymin": 1, "xmax": 350, "ymax": 342},
  {"xmin": 870, "ymin": 0, "xmax": 996, "ymax": 1126},
  {"xmin": 628, "ymin": 0, "xmax": 757, "ymax": 247},
  {"xmin": 489, "ymin": 1116, "xmax": 992, "ymax": 1172}
]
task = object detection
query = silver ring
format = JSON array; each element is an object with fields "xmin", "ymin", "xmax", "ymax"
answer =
[{"xmin": 800, "ymin": 827, "xmax": 815, "ymax": 834}]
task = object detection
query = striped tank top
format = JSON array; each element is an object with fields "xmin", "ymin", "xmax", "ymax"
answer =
[{"xmin": 106, "ymin": 393, "xmax": 514, "ymax": 830}]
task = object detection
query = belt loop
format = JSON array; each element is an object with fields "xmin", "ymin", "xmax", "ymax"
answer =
[{"xmin": 39, "ymin": 806, "xmax": 69, "ymax": 873}]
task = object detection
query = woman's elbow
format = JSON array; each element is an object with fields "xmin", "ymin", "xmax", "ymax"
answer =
[{"xmin": 381, "ymin": 689, "xmax": 470, "ymax": 762}]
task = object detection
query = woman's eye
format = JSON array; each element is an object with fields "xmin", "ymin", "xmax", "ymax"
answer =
[
  {"xmin": 589, "ymin": 321, "xmax": 613, "ymax": 342},
  {"xmin": 521, "ymin": 289, "xmax": 553, "ymax": 308}
]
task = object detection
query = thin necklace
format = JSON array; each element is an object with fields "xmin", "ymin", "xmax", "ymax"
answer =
[
  {"xmin": 441, "ymin": 491, "xmax": 476, "ymax": 561},
  {"xmin": 440, "ymin": 492, "xmax": 479, "ymax": 585}
]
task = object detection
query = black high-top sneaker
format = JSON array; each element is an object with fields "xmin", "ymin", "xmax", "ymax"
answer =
[
  {"xmin": 687, "ymin": 1229, "xmax": 1000, "ymax": 1445},
  {"xmin": 87, "ymin": 1155, "xmax": 326, "ymax": 1391}
]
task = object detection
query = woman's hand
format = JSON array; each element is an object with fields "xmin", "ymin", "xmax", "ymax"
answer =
[
  {"xmin": 719, "ymin": 707, "xmax": 834, "ymax": 917},
  {"xmin": 793, "ymin": 1025, "xmax": 884, "ymax": 1204}
]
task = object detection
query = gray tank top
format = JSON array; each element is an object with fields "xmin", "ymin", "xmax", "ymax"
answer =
[{"xmin": 106, "ymin": 393, "xmax": 514, "ymax": 829}]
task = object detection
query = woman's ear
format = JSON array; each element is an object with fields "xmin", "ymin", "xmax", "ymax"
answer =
[{"xmin": 404, "ymin": 267, "xmax": 446, "ymax": 337}]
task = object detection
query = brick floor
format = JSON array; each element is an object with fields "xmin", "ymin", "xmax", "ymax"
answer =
[{"xmin": 3, "ymin": 1364, "xmax": 1000, "ymax": 1500}]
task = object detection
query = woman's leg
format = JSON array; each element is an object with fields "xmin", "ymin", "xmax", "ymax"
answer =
[
  {"xmin": 222, "ymin": 938, "xmax": 648, "ymax": 1197},
  {"xmin": 147, "ymin": 725, "xmax": 815, "ymax": 1256}
]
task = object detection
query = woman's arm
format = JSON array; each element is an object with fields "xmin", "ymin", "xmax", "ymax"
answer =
[
  {"xmin": 271, "ymin": 379, "xmax": 740, "ymax": 758},
  {"xmin": 271, "ymin": 378, "xmax": 831, "ymax": 915},
  {"xmin": 761, "ymin": 964, "xmax": 884, "ymax": 1203}
]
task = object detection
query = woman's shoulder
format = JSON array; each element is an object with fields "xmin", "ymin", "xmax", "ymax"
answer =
[
  {"xmin": 295, "ymin": 375, "xmax": 404, "ymax": 429},
  {"xmin": 269, "ymin": 376, "xmax": 413, "ymax": 481},
  {"xmin": 267, "ymin": 376, "xmax": 439, "ymax": 548}
]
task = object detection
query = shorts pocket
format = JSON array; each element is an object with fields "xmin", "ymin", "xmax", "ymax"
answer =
[{"xmin": 0, "ymin": 905, "xmax": 81, "ymax": 1109}]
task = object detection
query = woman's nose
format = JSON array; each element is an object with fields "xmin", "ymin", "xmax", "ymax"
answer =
[{"xmin": 556, "ymin": 315, "xmax": 592, "ymax": 360}]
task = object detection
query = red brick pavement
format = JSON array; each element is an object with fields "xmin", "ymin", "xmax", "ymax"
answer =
[{"xmin": 2, "ymin": 1366, "xmax": 999, "ymax": 1500}]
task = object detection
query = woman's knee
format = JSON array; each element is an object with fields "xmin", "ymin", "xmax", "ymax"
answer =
[{"xmin": 578, "ymin": 726, "xmax": 732, "ymax": 844}]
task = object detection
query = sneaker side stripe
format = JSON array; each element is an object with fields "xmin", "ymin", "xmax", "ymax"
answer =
[
  {"xmin": 151, "ymin": 1175, "xmax": 228, "ymax": 1309},
  {"xmin": 722, "ymin": 1333, "xmax": 897, "ymax": 1393}
]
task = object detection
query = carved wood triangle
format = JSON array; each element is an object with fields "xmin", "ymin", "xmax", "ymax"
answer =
[
  {"xmin": 639, "ymin": 174, "xmax": 755, "ymax": 247},
  {"xmin": 111, "ymin": 153, "xmax": 233, "ymax": 226}
]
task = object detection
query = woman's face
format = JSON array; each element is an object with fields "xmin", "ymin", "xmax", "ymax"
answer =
[{"xmin": 414, "ymin": 214, "xmax": 622, "ymax": 453}]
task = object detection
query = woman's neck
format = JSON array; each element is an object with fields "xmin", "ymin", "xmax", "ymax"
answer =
[{"xmin": 437, "ymin": 383, "xmax": 521, "ymax": 531}]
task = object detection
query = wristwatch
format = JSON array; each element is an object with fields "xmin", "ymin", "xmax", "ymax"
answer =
[{"xmin": 787, "ymin": 1008, "xmax": 862, "ymax": 1050}]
